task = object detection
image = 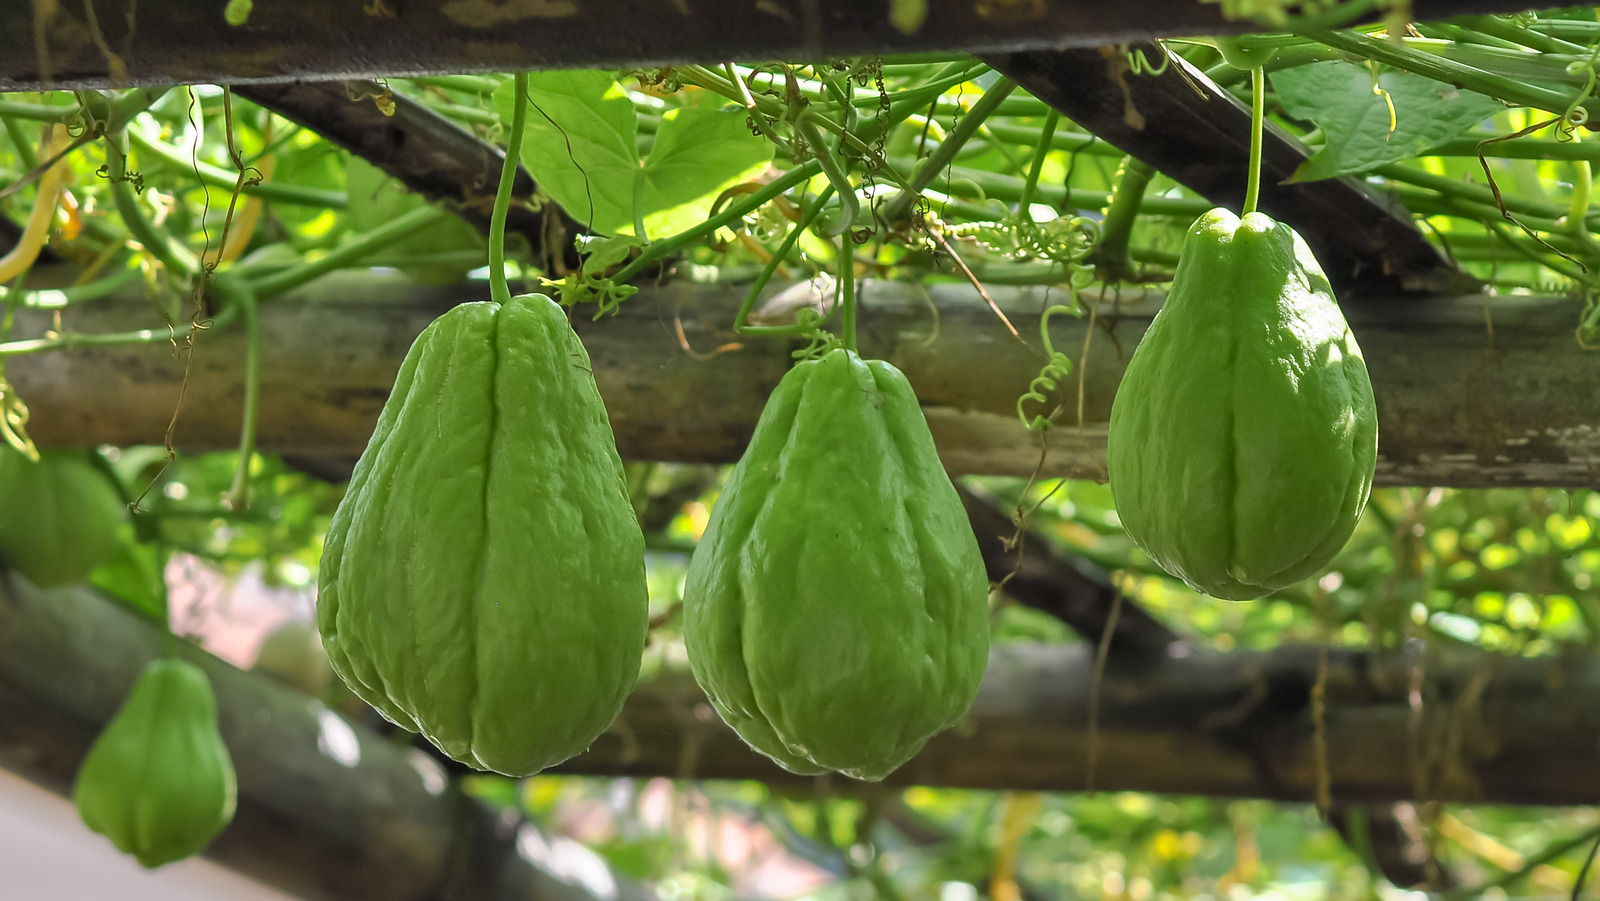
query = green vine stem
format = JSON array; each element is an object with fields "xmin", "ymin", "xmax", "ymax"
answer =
[
  {"xmin": 1570, "ymin": 157, "xmax": 1600, "ymax": 262},
  {"xmin": 884, "ymin": 77, "xmax": 1018, "ymax": 223},
  {"xmin": 215, "ymin": 273, "xmax": 259, "ymax": 511},
  {"xmin": 1, "ymin": 267, "xmax": 142, "ymax": 310},
  {"xmin": 1456, "ymin": 14, "xmax": 1586, "ymax": 54},
  {"xmin": 881, "ymin": 60, "xmax": 992, "ymax": 124},
  {"xmin": 490, "ymin": 72, "xmax": 529, "ymax": 307},
  {"xmin": 1089, "ymin": 156, "xmax": 1155, "ymax": 281},
  {"xmin": 1245, "ymin": 66, "xmax": 1265, "ymax": 217},
  {"xmin": 1016, "ymin": 303, "xmax": 1082, "ymax": 431},
  {"xmin": 609, "ymin": 158, "xmax": 823, "ymax": 285},
  {"xmin": 799, "ymin": 116, "xmax": 859, "ymax": 237},
  {"xmin": 0, "ymin": 326, "xmax": 171, "ymax": 357},
  {"xmin": 684, "ymin": 60, "xmax": 984, "ymax": 132},
  {"xmin": 105, "ymin": 136, "xmax": 200, "ymax": 278},
  {"xmin": 244, "ymin": 206, "xmax": 446, "ymax": 300},
  {"xmin": 1016, "ymin": 109, "xmax": 1059, "ymax": 215},
  {"xmin": 734, "ymin": 186, "xmax": 839, "ymax": 337},
  {"xmin": 1302, "ymin": 29, "xmax": 1581, "ymax": 115},
  {"xmin": 1, "ymin": 115, "xmax": 36, "ymax": 169},
  {"xmin": 674, "ymin": 64, "xmax": 914, "ymax": 195},
  {"xmin": 838, "ymin": 234, "xmax": 857, "ymax": 352},
  {"xmin": 127, "ymin": 127, "xmax": 347, "ymax": 209},
  {"xmin": 0, "ymin": 101, "xmax": 70, "ymax": 123},
  {"xmin": 1381, "ymin": 164, "xmax": 1589, "ymax": 231}
]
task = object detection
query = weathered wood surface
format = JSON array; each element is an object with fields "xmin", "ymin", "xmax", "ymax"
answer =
[
  {"xmin": 569, "ymin": 642, "xmax": 1600, "ymax": 806},
  {"xmin": 0, "ymin": 575, "xmax": 658, "ymax": 901},
  {"xmin": 6, "ymin": 577, "xmax": 1600, "ymax": 810},
  {"xmin": 5, "ymin": 0, "xmax": 1548, "ymax": 92},
  {"xmin": 983, "ymin": 46, "xmax": 1472, "ymax": 296},
  {"xmin": 12, "ymin": 273, "xmax": 1599, "ymax": 488}
]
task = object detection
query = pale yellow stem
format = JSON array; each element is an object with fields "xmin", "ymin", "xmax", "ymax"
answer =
[{"xmin": 0, "ymin": 124, "xmax": 71, "ymax": 283}]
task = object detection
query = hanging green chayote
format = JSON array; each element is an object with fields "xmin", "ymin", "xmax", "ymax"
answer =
[{"xmin": 74, "ymin": 658, "xmax": 237, "ymax": 868}]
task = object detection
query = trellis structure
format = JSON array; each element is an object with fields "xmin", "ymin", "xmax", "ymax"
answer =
[{"xmin": 4, "ymin": 3, "xmax": 1600, "ymax": 899}]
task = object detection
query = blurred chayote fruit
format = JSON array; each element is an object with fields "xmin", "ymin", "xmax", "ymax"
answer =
[
  {"xmin": 0, "ymin": 447, "xmax": 126, "ymax": 588},
  {"xmin": 74, "ymin": 658, "xmax": 236, "ymax": 868}
]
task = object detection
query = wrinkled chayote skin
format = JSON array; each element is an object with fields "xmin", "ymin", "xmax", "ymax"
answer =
[
  {"xmin": 74, "ymin": 658, "xmax": 237, "ymax": 869},
  {"xmin": 684, "ymin": 348, "xmax": 990, "ymax": 781},
  {"xmin": 0, "ymin": 447, "xmax": 125, "ymax": 588},
  {"xmin": 318, "ymin": 294, "xmax": 648, "ymax": 777},
  {"xmin": 1107, "ymin": 209, "xmax": 1378, "ymax": 601}
]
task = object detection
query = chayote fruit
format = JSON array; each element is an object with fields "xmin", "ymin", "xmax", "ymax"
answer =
[
  {"xmin": 74, "ymin": 658, "xmax": 237, "ymax": 869},
  {"xmin": 1107, "ymin": 208, "xmax": 1378, "ymax": 601},
  {"xmin": 684, "ymin": 348, "xmax": 990, "ymax": 781},
  {"xmin": 0, "ymin": 447, "xmax": 126, "ymax": 588},
  {"xmin": 318, "ymin": 294, "xmax": 648, "ymax": 777}
]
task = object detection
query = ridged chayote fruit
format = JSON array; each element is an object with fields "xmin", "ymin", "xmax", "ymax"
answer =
[
  {"xmin": 0, "ymin": 447, "xmax": 125, "ymax": 588},
  {"xmin": 74, "ymin": 658, "xmax": 236, "ymax": 868},
  {"xmin": 317, "ymin": 294, "xmax": 648, "ymax": 777},
  {"xmin": 1107, "ymin": 209, "xmax": 1378, "ymax": 600},
  {"xmin": 684, "ymin": 348, "xmax": 990, "ymax": 781}
]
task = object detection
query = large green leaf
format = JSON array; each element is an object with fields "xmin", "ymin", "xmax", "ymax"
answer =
[
  {"xmin": 495, "ymin": 73, "xmax": 771, "ymax": 239},
  {"xmin": 495, "ymin": 70, "xmax": 641, "ymax": 236},
  {"xmin": 88, "ymin": 538, "xmax": 168, "ymax": 624},
  {"xmin": 1271, "ymin": 60, "xmax": 1502, "ymax": 182},
  {"xmin": 637, "ymin": 107, "xmax": 773, "ymax": 238}
]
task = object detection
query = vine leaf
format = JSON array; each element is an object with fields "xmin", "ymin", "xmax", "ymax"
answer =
[
  {"xmin": 88, "ymin": 538, "xmax": 169, "ymax": 624},
  {"xmin": 346, "ymin": 156, "xmax": 485, "ymax": 284},
  {"xmin": 577, "ymin": 234, "xmax": 643, "ymax": 276},
  {"xmin": 1272, "ymin": 60, "xmax": 1501, "ymax": 183},
  {"xmin": 492, "ymin": 72, "xmax": 771, "ymax": 239},
  {"xmin": 640, "ymin": 107, "xmax": 774, "ymax": 237}
]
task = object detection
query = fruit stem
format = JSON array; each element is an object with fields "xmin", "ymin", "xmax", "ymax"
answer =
[
  {"xmin": 489, "ymin": 73, "xmax": 528, "ymax": 307},
  {"xmin": 733, "ymin": 185, "xmax": 838, "ymax": 337},
  {"xmin": 1244, "ymin": 65, "xmax": 1264, "ymax": 217},
  {"xmin": 839, "ymin": 236, "xmax": 856, "ymax": 351},
  {"xmin": 218, "ymin": 274, "xmax": 259, "ymax": 512},
  {"xmin": 1017, "ymin": 109, "xmax": 1059, "ymax": 216}
]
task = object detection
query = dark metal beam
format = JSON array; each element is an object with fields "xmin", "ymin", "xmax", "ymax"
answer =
[
  {"xmin": 982, "ymin": 45, "xmax": 1475, "ymax": 296},
  {"xmin": 4, "ymin": 0, "xmax": 1550, "ymax": 93}
]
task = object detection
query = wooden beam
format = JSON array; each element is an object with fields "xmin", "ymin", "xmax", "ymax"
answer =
[
  {"xmin": 12, "ymin": 273, "xmax": 1598, "ymax": 488},
  {"xmin": 4, "ymin": 0, "xmax": 1549, "ymax": 92},
  {"xmin": 981, "ymin": 45, "xmax": 1472, "ymax": 295},
  {"xmin": 566, "ymin": 641, "xmax": 1600, "ymax": 806},
  {"xmin": 0, "ymin": 575, "xmax": 659, "ymax": 901},
  {"xmin": 7, "ymin": 576, "xmax": 1600, "ymax": 808},
  {"xmin": 960, "ymin": 481, "xmax": 1182, "ymax": 656}
]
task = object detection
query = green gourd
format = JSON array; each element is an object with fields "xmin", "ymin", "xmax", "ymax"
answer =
[
  {"xmin": 74, "ymin": 658, "xmax": 236, "ymax": 868},
  {"xmin": 317, "ymin": 294, "xmax": 649, "ymax": 777},
  {"xmin": 1106, "ymin": 208, "xmax": 1378, "ymax": 600},
  {"xmin": 0, "ymin": 448, "xmax": 125, "ymax": 588},
  {"xmin": 684, "ymin": 348, "xmax": 990, "ymax": 781}
]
